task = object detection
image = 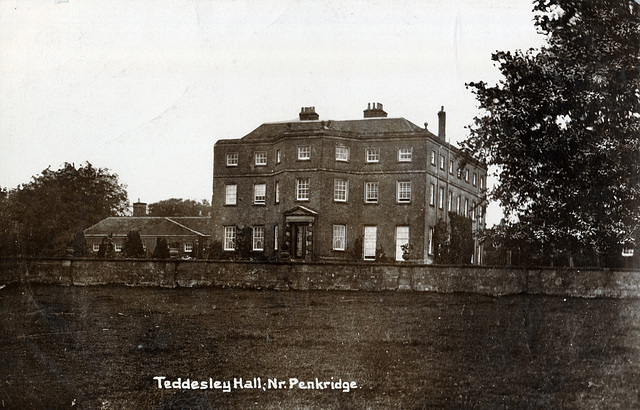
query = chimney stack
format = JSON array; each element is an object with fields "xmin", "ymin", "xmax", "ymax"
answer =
[
  {"xmin": 363, "ymin": 102, "xmax": 387, "ymax": 118},
  {"xmin": 133, "ymin": 199, "xmax": 147, "ymax": 217},
  {"xmin": 437, "ymin": 106, "xmax": 446, "ymax": 140},
  {"xmin": 299, "ymin": 106, "xmax": 319, "ymax": 121}
]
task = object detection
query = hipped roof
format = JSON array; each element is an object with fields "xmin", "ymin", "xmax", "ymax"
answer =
[
  {"xmin": 84, "ymin": 217, "xmax": 209, "ymax": 238},
  {"xmin": 219, "ymin": 117, "xmax": 434, "ymax": 144}
]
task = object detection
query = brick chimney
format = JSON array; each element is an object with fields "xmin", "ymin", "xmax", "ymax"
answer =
[
  {"xmin": 363, "ymin": 102, "xmax": 387, "ymax": 118},
  {"xmin": 299, "ymin": 106, "xmax": 319, "ymax": 121},
  {"xmin": 133, "ymin": 199, "xmax": 147, "ymax": 217},
  {"xmin": 437, "ymin": 106, "xmax": 446, "ymax": 140}
]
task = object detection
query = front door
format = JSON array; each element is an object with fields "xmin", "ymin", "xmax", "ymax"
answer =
[{"xmin": 292, "ymin": 224, "xmax": 307, "ymax": 259}]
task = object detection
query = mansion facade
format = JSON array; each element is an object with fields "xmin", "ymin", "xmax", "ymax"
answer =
[{"xmin": 211, "ymin": 104, "xmax": 487, "ymax": 263}]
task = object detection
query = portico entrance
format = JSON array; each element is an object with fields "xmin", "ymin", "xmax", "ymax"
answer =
[{"xmin": 283, "ymin": 206, "xmax": 317, "ymax": 261}]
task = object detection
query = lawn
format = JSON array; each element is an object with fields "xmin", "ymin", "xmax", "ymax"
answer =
[{"xmin": 1, "ymin": 283, "xmax": 639, "ymax": 408}]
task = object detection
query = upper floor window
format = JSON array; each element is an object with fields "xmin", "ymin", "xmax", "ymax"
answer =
[
  {"xmin": 298, "ymin": 146, "xmax": 311, "ymax": 160},
  {"xmin": 471, "ymin": 201, "xmax": 476, "ymax": 219},
  {"xmin": 366, "ymin": 147, "xmax": 380, "ymax": 163},
  {"xmin": 333, "ymin": 225, "xmax": 346, "ymax": 251},
  {"xmin": 464, "ymin": 198, "xmax": 469, "ymax": 217},
  {"xmin": 226, "ymin": 153, "xmax": 238, "ymax": 167},
  {"xmin": 438, "ymin": 187, "xmax": 444, "ymax": 209},
  {"xmin": 365, "ymin": 182, "xmax": 379, "ymax": 203},
  {"xmin": 440, "ymin": 155, "xmax": 446, "ymax": 170},
  {"xmin": 449, "ymin": 159, "xmax": 454, "ymax": 174},
  {"xmin": 430, "ymin": 150, "xmax": 436, "ymax": 166},
  {"xmin": 473, "ymin": 172, "xmax": 478, "ymax": 187},
  {"xmin": 224, "ymin": 226, "xmax": 236, "ymax": 251},
  {"xmin": 456, "ymin": 195, "xmax": 461, "ymax": 214},
  {"xmin": 255, "ymin": 151, "xmax": 267, "ymax": 166},
  {"xmin": 397, "ymin": 181, "xmax": 411, "ymax": 203},
  {"xmin": 480, "ymin": 175, "xmax": 486, "ymax": 190},
  {"xmin": 275, "ymin": 181, "xmax": 280, "ymax": 204},
  {"xmin": 276, "ymin": 149, "xmax": 281, "ymax": 164},
  {"xmin": 448, "ymin": 191, "xmax": 453, "ymax": 212},
  {"xmin": 335, "ymin": 146, "xmax": 350, "ymax": 162},
  {"xmin": 465, "ymin": 169, "xmax": 470, "ymax": 183},
  {"xmin": 254, "ymin": 183, "xmax": 266, "ymax": 204},
  {"xmin": 398, "ymin": 148, "xmax": 412, "ymax": 162},
  {"xmin": 334, "ymin": 179, "xmax": 348, "ymax": 202},
  {"xmin": 225, "ymin": 184, "xmax": 237, "ymax": 205},
  {"xmin": 429, "ymin": 183, "xmax": 435, "ymax": 206},
  {"xmin": 296, "ymin": 178, "xmax": 310, "ymax": 201},
  {"xmin": 252, "ymin": 226, "xmax": 264, "ymax": 251}
]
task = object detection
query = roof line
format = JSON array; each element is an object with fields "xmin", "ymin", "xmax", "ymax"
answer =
[{"xmin": 165, "ymin": 217, "xmax": 207, "ymax": 236}]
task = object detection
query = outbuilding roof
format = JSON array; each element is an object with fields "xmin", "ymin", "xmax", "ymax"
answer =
[{"xmin": 84, "ymin": 217, "xmax": 210, "ymax": 238}]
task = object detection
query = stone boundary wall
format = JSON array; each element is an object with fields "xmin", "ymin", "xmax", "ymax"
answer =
[{"xmin": 1, "ymin": 258, "xmax": 639, "ymax": 298}]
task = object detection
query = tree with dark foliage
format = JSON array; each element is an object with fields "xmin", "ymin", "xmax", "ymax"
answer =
[
  {"xmin": 148, "ymin": 198, "xmax": 210, "ymax": 217},
  {"xmin": 0, "ymin": 187, "xmax": 20, "ymax": 257},
  {"xmin": 152, "ymin": 237, "xmax": 170, "ymax": 259},
  {"xmin": 123, "ymin": 230, "xmax": 146, "ymax": 258},
  {"xmin": 5, "ymin": 162, "xmax": 129, "ymax": 257},
  {"xmin": 70, "ymin": 231, "xmax": 87, "ymax": 257},
  {"xmin": 464, "ymin": 0, "xmax": 640, "ymax": 263},
  {"xmin": 97, "ymin": 236, "xmax": 115, "ymax": 259},
  {"xmin": 433, "ymin": 214, "xmax": 474, "ymax": 265}
]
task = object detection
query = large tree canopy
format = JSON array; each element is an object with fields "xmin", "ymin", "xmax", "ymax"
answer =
[
  {"xmin": 464, "ymin": 0, "xmax": 640, "ymax": 257},
  {"xmin": 148, "ymin": 198, "xmax": 210, "ymax": 217},
  {"xmin": 2, "ymin": 162, "xmax": 128, "ymax": 257}
]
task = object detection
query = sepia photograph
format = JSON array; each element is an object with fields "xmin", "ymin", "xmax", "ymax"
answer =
[{"xmin": 1, "ymin": 0, "xmax": 639, "ymax": 408}]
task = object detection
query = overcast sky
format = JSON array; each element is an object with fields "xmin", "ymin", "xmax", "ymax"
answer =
[{"xmin": 0, "ymin": 0, "xmax": 545, "ymax": 225}]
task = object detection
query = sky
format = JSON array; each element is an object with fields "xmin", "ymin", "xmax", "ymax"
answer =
[{"xmin": 0, "ymin": 0, "xmax": 546, "ymax": 225}]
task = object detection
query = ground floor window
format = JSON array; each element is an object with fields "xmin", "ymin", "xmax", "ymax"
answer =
[
  {"xmin": 363, "ymin": 226, "xmax": 377, "ymax": 260},
  {"xmin": 274, "ymin": 225, "xmax": 279, "ymax": 251},
  {"xmin": 224, "ymin": 226, "xmax": 236, "ymax": 251},
  {"xmin": 253, "ymin": 226, "xmax": 265, "ymax": 251},
  {"xmin": 395, "ymin": 226, "xmax": 410, "ymax": 261},
  {"xmin": 428, "ymin": 227, "xmax": 434, "ymax": 255},
  {"xmin": 333, "ymin": 225, "xmax": 346, "ymax": 251},
  {"xmin": 184, "ymin": 243, "xmax": 193, "ymax": 253}
]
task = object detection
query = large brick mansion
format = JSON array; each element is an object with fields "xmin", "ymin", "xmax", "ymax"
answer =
[{"xmin": 211, "ymin": 103, "xmax": 487, "ymax": 263}]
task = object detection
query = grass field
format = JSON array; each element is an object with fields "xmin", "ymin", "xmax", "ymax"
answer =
[{"xmin": 1, "ymin": 283, "xmax": 639, "ymax": 409}]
